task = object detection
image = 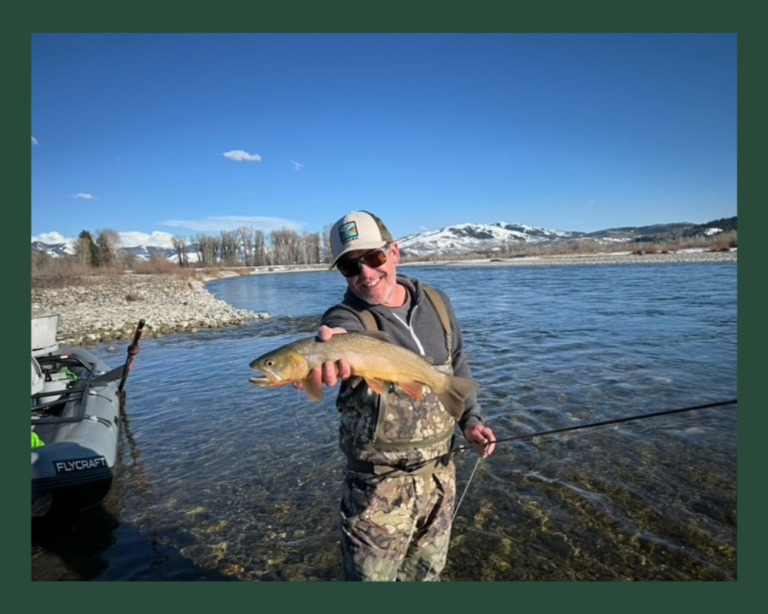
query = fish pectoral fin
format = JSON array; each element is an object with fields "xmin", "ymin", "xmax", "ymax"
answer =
[
  {"xmin": 363, "ymin": 377, "xmax": 386, "ymax": 396},
  {"xmin": 302, "ymin": 376, "xmax": 324, "ymax": 402},
  {"xmin": 397, "ymin": 381, "xmax": 424, "ymax": 400}
]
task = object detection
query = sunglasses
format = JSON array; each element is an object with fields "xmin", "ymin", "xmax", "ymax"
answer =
[{"xmin": 337, "ymin": 245, "xmax": 391, "ymax": 277}]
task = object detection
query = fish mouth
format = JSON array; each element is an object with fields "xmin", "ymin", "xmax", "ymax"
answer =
[{"xmin": 248, "ymin": 367, "xmax": 285, "ymax": 387}]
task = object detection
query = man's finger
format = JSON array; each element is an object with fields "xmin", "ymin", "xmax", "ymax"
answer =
[
  {"xmin": 338, "ymin": 358, "xmax": 352, "ymax": 380},
  {"xmin": 322, "ymin": 360, "xmax": 338, "ymax": 387}
]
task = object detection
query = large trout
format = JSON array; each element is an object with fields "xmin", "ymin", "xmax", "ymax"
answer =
[{"xmin": 249, "ymin": 331, "xmax": 478, "ymax": 420}]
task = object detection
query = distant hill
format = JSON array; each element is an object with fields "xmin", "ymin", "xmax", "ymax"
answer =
[
  {"xmin": 31, "ymin": 239, "xmax": 197, "ymax": 263},
  {"xmin": 32, "ymin": 216, "xmax": 736, "ymax": 261},
  {"xmin": 397, "ymin": 217, "xmax": 736, "ymax": 258},
  {"xmin": 584, "ymin": 217, "xmax": 737, "ymax": 244}
]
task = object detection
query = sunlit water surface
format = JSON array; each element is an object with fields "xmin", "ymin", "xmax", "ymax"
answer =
[{"xmin": 32, "ymin": 263, "xmax": 737, "ymax": 581}]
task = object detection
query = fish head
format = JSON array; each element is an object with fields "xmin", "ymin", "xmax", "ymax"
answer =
[{"xmin": 249, "ymin": 349, "xmax": 310, "ymax": 386}]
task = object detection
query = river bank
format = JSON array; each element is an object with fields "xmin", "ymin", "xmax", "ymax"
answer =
[
  {"xmin": 31, "ymin": 273, "xmax": 268, "ymax": 346},
  {"xmin": 30, "ymin": 248, "xmax": 736, "ymax": 346}
]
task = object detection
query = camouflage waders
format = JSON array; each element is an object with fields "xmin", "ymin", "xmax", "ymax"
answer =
[
  {"xmin": 340, "ymin": 463, "xmax": 456, "ymax": 581},
  {"xmin": 337, "ymin": 361, "xmax": 458, "ymax": 581},
  {"xmin": 332, "ymin": 283, "xmax": 465, "ymax": 581}
]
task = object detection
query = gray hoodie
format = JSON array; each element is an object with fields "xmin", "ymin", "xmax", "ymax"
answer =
[{"xmin": 320, "ymin": 273, "xmax": 484, "ymax": 433}]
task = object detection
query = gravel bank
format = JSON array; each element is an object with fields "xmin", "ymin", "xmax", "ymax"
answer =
[
  {"xmin": 31, "ymin": 273, "xmax": 267, "ymax": 346},
  {"xmin": 437, "ymin": 249, "xmax": 738, "ymax": 267}
]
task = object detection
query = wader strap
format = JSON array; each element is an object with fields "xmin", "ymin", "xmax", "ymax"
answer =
[
  {"xmin": 368, "ymin": 427, "xmax": 455, "ymax": 450},
  {"xmin": 422, "ymin": 285, "xmax": 453, "ymax": 355},
  {"xmin": 357, "ymin": 308, "xmax": 378, "ymax": 332},
  {"xmin": 348, "ymin": 284, "xmax": 453, "ymax": 354},
  {"xmin": 346, "ymin": 455, "xmax": 451, "ymax": 478}
]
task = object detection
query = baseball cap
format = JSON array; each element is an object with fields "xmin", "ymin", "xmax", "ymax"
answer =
[{"xmin": 329, "ymin": 211, "xmax": 395, "ymax": 268}]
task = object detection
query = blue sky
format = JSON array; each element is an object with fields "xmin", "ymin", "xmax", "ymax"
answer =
[{"xmin": 31, "ymin": 33, "xmax": 737, "ymax": 247}]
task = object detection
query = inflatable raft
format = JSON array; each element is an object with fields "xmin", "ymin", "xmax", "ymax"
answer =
[{"xmin": 31, "ymin": 315, "xmax": 143, "ymax": 518}]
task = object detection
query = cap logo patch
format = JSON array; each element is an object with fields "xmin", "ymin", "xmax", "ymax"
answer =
[{"xmin": 338, "ymin": 221, "xmax": 359, "ymax": 245}]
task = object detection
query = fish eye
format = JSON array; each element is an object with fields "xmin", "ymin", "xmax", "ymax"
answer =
[{"xmin": 265, "ymin": 360, "xmax": 274, "ymax": 367}]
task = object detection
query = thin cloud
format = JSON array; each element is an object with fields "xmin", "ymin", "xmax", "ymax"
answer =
[
  {"xmin": 587, "ymin": 199, "xmax": 596, "ymax": 204},
  {"xmin": 32, "ymin": 136, "xmax": 38, "ymax": 146},
  {"xmin": 32, "ymin": 232, "xmax": 69, "ymax": 244},
  {"xmin": 223, "ymin": 150, "xmax": 262, "ymax": 163},
  {"xmin": 158, "ymin": 215, "xmax": 304, "ymax": 233},
  {"xmin": 72, "ymin": 193, "xmax": 98, "ymax": 200},
  {"xmin": 290, "ymin": 160, "xmax": 304, "ymax": 172},
  {"xmin": 118, "ymin": 231, "xmax": 176, "ymax": 249}
]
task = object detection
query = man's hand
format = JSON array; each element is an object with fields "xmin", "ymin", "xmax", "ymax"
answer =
[
  {"xmin": 463, "ymin": 424, "xmax": 496, "ymax": 458},
  {"xmin": 295, "ymin": 325, "xmax": 351, "ymax": 390}
]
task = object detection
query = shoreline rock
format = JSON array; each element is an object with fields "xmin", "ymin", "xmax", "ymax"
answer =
[{"xmin": 31, "ymin": 274, "xmax": 267, "ymax": 347}]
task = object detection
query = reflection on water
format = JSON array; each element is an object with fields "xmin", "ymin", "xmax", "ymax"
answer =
[{"xmin": 32, "ymin": 263, "xmax": 737, "ymax": 581}]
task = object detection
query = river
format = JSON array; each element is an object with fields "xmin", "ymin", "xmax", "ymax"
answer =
[{"xmin": 31, "ymin": 262, "xmax": 737, "ymax": 581}]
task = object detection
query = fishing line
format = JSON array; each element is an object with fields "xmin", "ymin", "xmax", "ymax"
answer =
[
  {"xmin": 451, "ymin": 398, "xmax": 737, "ymax": 456},
  {"xmin": 424, "ymin": 454, "xmax": 483, "ymax": 581}
]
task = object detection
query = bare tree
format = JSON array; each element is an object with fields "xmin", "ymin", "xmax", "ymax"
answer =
[
  {"xmin": 192, "ymin": 234, "xmax": 204, "ymax": 266},
  {"xmin": 196, "ymin": 235, "xmax": 220, "ymax": 268},
  {"xmin": 270, "ymin": 228, "xmax": 302, "ymax": 265},
  {"xmin": 219, "ymin": 230, "xmax": 240, "ymax": 266},
  {"xmin": 321, "ymin": 223, "xmax": 332, "ymax": 264},
  {"xmin": 254, "ymin": 229, "xmax": 266, "ymax": 265},
  {"xmin": 121, "ymin": 251, "xmax": 138, "ymax": 270},
  {"xmin": 171, "ymin": 235, "xmax": 189, "ymax": 267},
  {"xmin": 302, "ymin": 231, "xmax": 321, "ymax": 264},
  {"xmin": 237, "ymin": 226, "xmax": 256, "ymax": 266}
]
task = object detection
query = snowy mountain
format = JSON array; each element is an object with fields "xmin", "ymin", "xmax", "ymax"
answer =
[
  {"xmin": 31, "ymin": 232, "xmax": 191, "ymax": 262},
  {"xmin": 397, "ymin": 222, "xmax": 581, "ymax": 257},
  {"xmin": 32, "ymin": 218, "xmax": 735, "ymax": 261},
  {"xmin": 397, "ymin": 218, "xmax": 735, "ymax": 257},
  {"xmin": 31, "ymin": 240, "xmax": 75, "ymax": 258}
]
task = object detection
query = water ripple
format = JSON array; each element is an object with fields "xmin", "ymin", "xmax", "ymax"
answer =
[{"xmin": 33, "ymin": 262, "xmax": 737, "ymax": 581}]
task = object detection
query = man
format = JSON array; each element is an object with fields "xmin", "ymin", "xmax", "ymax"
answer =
[{"xmin": 309, "ymin": 210, "xmax": 495, "ymax": 581}]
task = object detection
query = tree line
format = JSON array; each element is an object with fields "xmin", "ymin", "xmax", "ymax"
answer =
[
  {"xmin": 57, "ymin": 226, "xmax": 335, "ymax": 270},
  {"xmin": 32, "ymin": 222, "xmax": 738, "ymax": 278}
]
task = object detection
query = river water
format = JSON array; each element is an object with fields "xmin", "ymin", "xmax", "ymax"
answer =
[{"xmin": 31, "ymin": 262, "xmax": 737, "ymax": 581}]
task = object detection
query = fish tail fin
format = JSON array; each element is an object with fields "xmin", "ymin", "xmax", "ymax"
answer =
[{"xmin": 436, "ymin": 375, "xmax": 479, "ymax": 421}]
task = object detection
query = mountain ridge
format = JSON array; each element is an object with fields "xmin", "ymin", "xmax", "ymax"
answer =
[{"xmin": 32, "ymin": 217, "xmax": 736, "ymax": 261}]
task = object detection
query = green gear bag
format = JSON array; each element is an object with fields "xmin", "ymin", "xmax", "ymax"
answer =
[{"xmin": 31, "ymin": 431, "xmax": 45, "ymax": 448}]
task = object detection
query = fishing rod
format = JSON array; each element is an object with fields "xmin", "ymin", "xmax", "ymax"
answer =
[
  {"xmin": 118, "ymin": 319, "xmax": 146, "ymax": 395},
  {"xmin": 90, "ymin": 319, "xmax": 146, "ymax": 389},
  {"xmin": 366, "ymin": 398, "xmax": 737, "ymax": 480},
  {"xmin": 451, "ymin": 398, "xmax": 737, "ymax": 456}
]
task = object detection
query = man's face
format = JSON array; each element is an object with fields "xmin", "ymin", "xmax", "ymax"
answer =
[{"xmin": 340, "ymin": 243, "xmax": 400, "ymax": 306}]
